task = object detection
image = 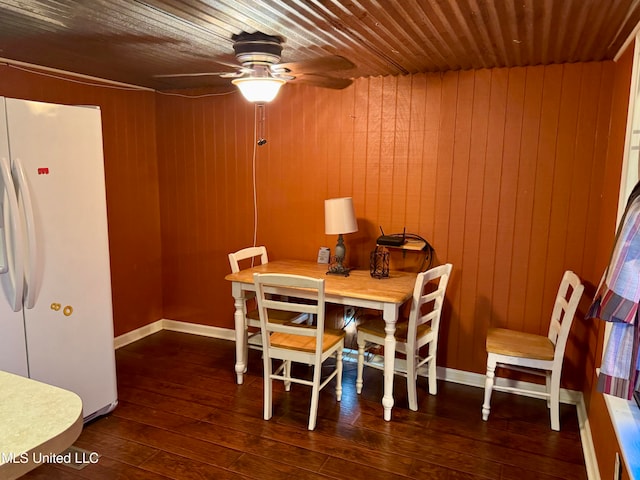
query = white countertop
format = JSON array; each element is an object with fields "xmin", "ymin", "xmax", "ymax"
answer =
[
  {"xmin": 0, "ymin": 371, "xmax": 83, "ymax": 480},
  {"xmin": 605, "ymin": 394, "xmax": 640, "ymax": 480}
]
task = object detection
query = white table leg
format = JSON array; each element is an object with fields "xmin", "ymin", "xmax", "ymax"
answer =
[
  {"xmin": 382, "ymin": 303, "xmax": 398, "ymax": 421},
  {"xmin": 232, "ymin": 283, "xmax": 247, "ymax": 384}
]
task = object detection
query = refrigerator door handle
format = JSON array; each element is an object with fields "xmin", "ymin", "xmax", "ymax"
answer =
[
  {"xmin": 0, "ymin": 155, "xmax": 25, "ymax": 311},
  {"xmin": 13, "ymin": 157, "xmax": 38, "ymax": 309},
  {"xmin": 0, "ymin": 194, "xmax": 7, "ymax": 274}
]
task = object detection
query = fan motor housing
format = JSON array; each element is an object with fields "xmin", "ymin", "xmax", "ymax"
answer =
[{"xmin": 232, "ymin": 31, "xmax": 283, "ymax": 65}]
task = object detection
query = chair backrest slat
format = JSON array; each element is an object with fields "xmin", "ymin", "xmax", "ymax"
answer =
[
  {"xmin": 254, "ymin": 273, "xmax": 326, "ymax": 355},
  {"xmin": 229, "ymin": 246, "xmax": 268, "ymax": 273},
  {"xmin": 262, "ymin": 298, "xmax": 318, "ymax": 316},
  {"xmin": 548, "ymin": 270, "xmax": 584, "ymax": 361},
  {"xmin": 407, "ymin": 263, "xmax": 452, "ymax": 345}
]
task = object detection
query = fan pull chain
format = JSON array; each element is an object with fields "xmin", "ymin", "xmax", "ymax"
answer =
[{"xmin": 257, "ymin": 104, "xmax": 267, "ymax": 146}]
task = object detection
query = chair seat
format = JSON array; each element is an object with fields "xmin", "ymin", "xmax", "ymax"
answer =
[
  {"xmin": 358, "ymin": 315, "xmax": 432, "ymax": 341},
  {"xmin": 271, "ymin": 328, "xmax": 345, "ymax": 353},
  {"xmin": 486, "ymin": 327, "xmax": 554, "ymax": 360},
  {"xmin": 247, "ymin": 308, "xmax": 301, "ymax": 324}
]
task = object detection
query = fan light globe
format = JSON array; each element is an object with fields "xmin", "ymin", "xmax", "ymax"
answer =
[{"xmin": 232, "ymin": 77, "xmax": 286, "ymax": 103}]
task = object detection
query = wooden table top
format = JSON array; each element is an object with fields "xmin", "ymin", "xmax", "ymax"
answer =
[{"xmin": 225, "ymin": 259, "xmax": 417, "ymax": 305}]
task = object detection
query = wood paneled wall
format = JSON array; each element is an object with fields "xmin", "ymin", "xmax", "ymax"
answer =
[
  {"xmin": 157, "ymin": 61, "xmax": 618, "ymax": 387},
  {"xmin": 0, "ymin": 65, "xmax": 163, "ymax": 336}
]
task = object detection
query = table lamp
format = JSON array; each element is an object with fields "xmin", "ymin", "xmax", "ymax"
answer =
[{"xmin": 324, "ymin": 197, "xmax": 358, "ymax": 276}]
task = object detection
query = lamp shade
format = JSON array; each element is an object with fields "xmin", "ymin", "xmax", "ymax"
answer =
[
  {"xmin": 325, "ymin": 197, "xmax": 358, "ymax": 235},
  {"xmin": 231, "ymin": 77, "xmax": 286, "ymax": 103}
]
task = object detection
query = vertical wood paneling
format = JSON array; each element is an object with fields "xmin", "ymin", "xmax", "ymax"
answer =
[
  {"xmin": 446, "ymin": 70, "xmax": 474, "ymax": 368},
  {"xmin": 519, "ymin": 66, "xmax": 545, "ymax": 336},
  {"xmin": 392, "ymin": 75, "xmax": 411, "ymax": 229},
  {"xmin": 544, "ymin": 65, "xmax": 581, "ymax": 322},
  {"xmin": 493, "ymin": 67, "xmax": 525, "ymax": 333},
  {"xmin": 406, "ymin": 74, "xmax": 426, "ymax": 234},
  {"xmin": 378, "ymin": 76, "xmax": 398, "ymax": 234},
  {"xmin": 466, "ymin": 69, "xmax": 491, "ymax": 370},
  {"xmin": 365, "ymin": 77, "xmax": 383, "ymax": 247},
  {"xmin": 339, "ymin": 84, "xmax": 356, "ymax": 199},
  {"xmin": 353, "ymin": 81, "xmax": 371, "ymax": 263},
  {"xmin": 562, "ymin": 63, "xmax": 604, "ymax": 385},
  {"xmin": 528, "ymin": 65, "xmax": 563, "ymax": 332},
  {"xmin": 156, "ymin": 61, "xmax": 618, "ymax": 390},
  {"xmin": 471, "ymin": 67, "xmax": 506, "ymax": 370},
  {"xmin": 433, "ymin": 71, "xmax": 458, "ymax": 261},
  {"xmin": 419, "ymin": 74, "xmax": 442, "ymax": 243}
]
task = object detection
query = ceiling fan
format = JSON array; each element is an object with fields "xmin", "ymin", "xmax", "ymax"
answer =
[{"xmin": 155, "ymin": 31, "xmax": 355, "ymax": 102}]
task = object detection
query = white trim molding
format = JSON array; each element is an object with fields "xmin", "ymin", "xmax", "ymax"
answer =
[
  {"xmin": 113, "ymin": 319, "xmax": 234, "ymax": 349},
  {"xmin": 113, "ymin": 320, "xmax": 164, "ymax": 349}
]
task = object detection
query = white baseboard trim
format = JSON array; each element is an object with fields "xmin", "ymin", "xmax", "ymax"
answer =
[
  {"xmin": 114, "ymin": 320, "xmax": 164, "ymax": 349},
  {"xmin": 114, "ymin": 320, "xmax": 599, "ymax": 479},
  {"xmin": 114, "ymin": 318, "xmax": 234, "ymax": 349},
  {"xmin": 577, "ymin": 394, "xmax": 601, "ymax": 480},
  {"xmin": 162, "ymin": 319, "xmax": 236, "ymax": 341}
]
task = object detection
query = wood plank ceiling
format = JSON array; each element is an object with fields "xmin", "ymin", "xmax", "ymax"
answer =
[{"xmin": 0, "ymin": 0, "xmax": 639, "ymax": 91}]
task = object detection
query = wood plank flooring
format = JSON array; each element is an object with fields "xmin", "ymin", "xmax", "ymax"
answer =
[{"xmin": 22, "ymin": 330, "xmax": 587, "ymax": 479}]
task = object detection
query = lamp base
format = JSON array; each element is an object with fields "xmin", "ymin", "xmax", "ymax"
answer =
[
  {"xmin": 326, "ymin": 263, "xmax": 352, "ymax": 276},
  {"xmin": 327, "ymin": 235, "xmax": 352, "ymax": 276}
]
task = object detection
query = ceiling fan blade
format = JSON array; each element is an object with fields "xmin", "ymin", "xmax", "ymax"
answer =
[
  {"xmin": 290, "ymin": 74, "xmax": 353, "ymax": 89},
  {"xmin": 154, "ymin": 65, "xmax": 253, "ymax": 79},
  {"xmin": 276, "ymin": 55, "xmax": 355, "ymax": 74},
  {"xmin": 213, "ymin": 55, "xmax": 245, "ymax": 70},
  {"xmin": 154, "ymin": 71, "xmax": 236, "ymax": 78}
]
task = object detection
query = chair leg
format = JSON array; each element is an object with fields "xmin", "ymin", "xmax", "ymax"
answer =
[
  {"xmin": 427, "ymin": 343, "xmax": 438, "ymax": 395},
  {"xmin": 356, "ymin": 334, "xmax": 365, "ymax": 394},
  {"xmin": 308, "ymin": 363, "xmax": 322, "ymax": 430},
  {"xmin": 406, "ymin": 351, "xmax": 418, "ymax": 411},
  {"xmin": 263, "ymin": 357, "xmax": 273, "ymax": 421},
  {"xmin": 482, "ymin": 355, "xmax": 496, "ymax": 421},
  {"xmin": 284, "ymin": 360, "xmax": 292, "ymax": 392},
  {"xmin": 336, "ymin": 347, "xmax": 343, "ymax": 402},
  {"xmin": 549, "ymin": 370, "xmax": 561, "ymax": 431}
]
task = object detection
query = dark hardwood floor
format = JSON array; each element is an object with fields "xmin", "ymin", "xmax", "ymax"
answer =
[{"xmin": 22, "ymin": 330, "xmax": 587, "ymax": 479}]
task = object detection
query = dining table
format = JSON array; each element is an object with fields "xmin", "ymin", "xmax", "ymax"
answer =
[{"xmin": 225, "ymin": 259, "xmax": 417, "ymax": 421}]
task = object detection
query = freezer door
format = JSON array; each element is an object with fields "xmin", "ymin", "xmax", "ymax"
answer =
[
  {"xmin": 0, "ymin": 97, "xmax": 28, "ymax": 377},
  {"xmin": 6, "ymin": 98, "xmax": 117, "ymax": 419}
]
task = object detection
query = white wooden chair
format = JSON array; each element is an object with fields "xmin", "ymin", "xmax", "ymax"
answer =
[
  {"xmin": 254, "ymin": 273, "xmax": 345, "ymax": 430},
  {"xmin": 228, "ymin": 246, "xmax": 305, "ymax": 366},
  {"xmin": 481, "ymin": 270, "xmax": 584, "ymax": 431},
  {"xmin": 356, "ymin": 263, "xmax": 452, "ymax": 411}
]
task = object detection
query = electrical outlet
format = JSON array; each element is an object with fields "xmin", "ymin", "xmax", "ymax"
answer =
[{"xmin": 344, "ymin": 306, "xmax": 356, "ymax": 319}]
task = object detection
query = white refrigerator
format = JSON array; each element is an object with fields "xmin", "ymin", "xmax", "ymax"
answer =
[{"xmin": 0, "ymin": 97, "xmax": 118, "ymax": 421}]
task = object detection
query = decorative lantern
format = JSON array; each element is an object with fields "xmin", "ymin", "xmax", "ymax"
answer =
[{"xmin": 370, "ymin": 246, "xmax": 389, "ymax": 279}]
